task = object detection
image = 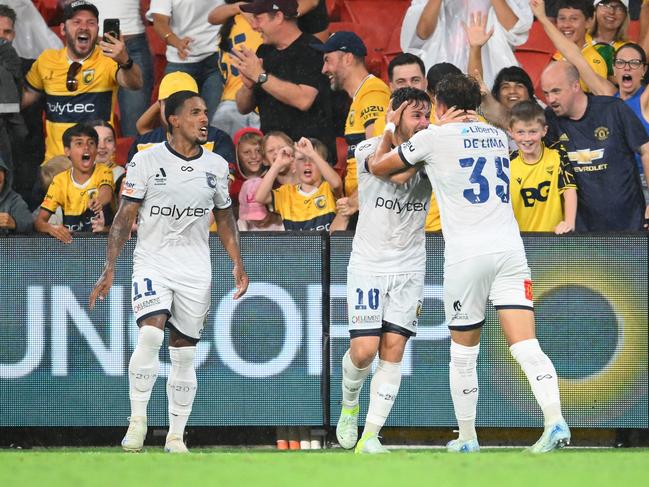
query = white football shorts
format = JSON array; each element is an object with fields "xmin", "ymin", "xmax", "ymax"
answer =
[
  {"xmin": 131, "ymin": 270, "xmax": 211, "ymax": 340},
  {"xmin": 443, "ymin": 250, "xmax": 533, "ymax": 330},
  {"xmin": 347, "ymin": 270, "xmax": 424, "ymax": 337}
]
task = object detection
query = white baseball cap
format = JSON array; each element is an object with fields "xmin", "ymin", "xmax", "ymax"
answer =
[{"xmin": 593, "ymin": 0, "xmax": 629, "ymax": 9}]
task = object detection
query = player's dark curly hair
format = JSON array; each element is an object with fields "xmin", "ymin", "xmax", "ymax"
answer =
[
  {"xmin": 390, "ymin": 87, "xmax": 431, "ymax": 111},
  {"xmin": 165, "ymin": 90, "xmax": 203, "ymax": 134},
  {"xmin": 435, "ymin": 74, "xmax": 481, "ymax": 112}
]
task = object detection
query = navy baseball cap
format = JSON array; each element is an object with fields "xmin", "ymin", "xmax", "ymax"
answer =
[
  {"xmin": 63, "ymin": 1, "xmax": 99, "ymax": 21},
  {"xmin": 239, "ymin": 0, "xmax": 299, "ymax": 17},
  {"xmin": 310, "ymin": 31, "xmax": 367, "ymax": 57}
]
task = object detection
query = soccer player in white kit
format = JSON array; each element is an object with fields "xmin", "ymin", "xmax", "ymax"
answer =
[
  {"xmin": 89, "ymin": 91, "xmax": 249, "ymax": 453},
  {"xmin": 336, "ymin": 88, "xmax": 433, "ymax": 454},
  {"xmin": 369, "ymin": 74, "xmax": 570, "ymax": 453}
]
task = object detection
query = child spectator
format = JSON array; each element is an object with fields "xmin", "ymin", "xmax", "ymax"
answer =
[
  {"xmin": 230, "ymin": 127, "xmax": 265, "ymax": 206},
  {"xmin": 237, "ymin": 177, "xmax": 284, "ymax": 231},
  {"xmin": 34, "ymin": 124, "xmax": 115, "ymax": 243},
  {"xmin": 509, "ymin": 101, "xmax": 577, "ymax": 233},
  {"xmin": 262, "ymin": 131, "xmax": 299, "ymax": 186},
  {"xmin": 32, "ymin": 155, "xmax": 72, "ymax": 225},
  {"xmin": 255, "ymin": 137, "xmax": 342, "ymax": 231},
  {"xmin": 89, "ymin": 120, "xmax": 126, "ymax": 186}
]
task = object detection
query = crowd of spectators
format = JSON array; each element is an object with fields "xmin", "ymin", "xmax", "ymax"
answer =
[{"xmin": 0, "ymin": 0, "xmax": 648, "ymax": 240}]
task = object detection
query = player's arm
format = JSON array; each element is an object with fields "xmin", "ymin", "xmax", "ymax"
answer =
[
  {"xmin": 89, "ymin": 198, "xmax": 141, "ymax": 309},
  {"xmin": 213, "ymin": 206, "xmax": 249, "ymax": 299}
]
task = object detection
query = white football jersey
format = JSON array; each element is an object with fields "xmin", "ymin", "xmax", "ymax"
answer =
[
  {"xmin": 348, "ymin": 137, "xmax": 432, "ymax": 275},
  {"xmin": 398, "ymin": 122, "xmax": 524, "ymax": 265},
  {"xmin": 122, "ymin": 142, "xmax": 231, "ymax": 285}
]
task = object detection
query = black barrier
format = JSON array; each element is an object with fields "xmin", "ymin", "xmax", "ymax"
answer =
[{"xmin": 0, "ymin": 233, "xmax": 647, "ymax": 428}]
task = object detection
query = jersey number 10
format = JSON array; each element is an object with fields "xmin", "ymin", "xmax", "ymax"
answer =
[{"xmin": 459, "ymin": 156, "xmax": 510, "ymax": 204}]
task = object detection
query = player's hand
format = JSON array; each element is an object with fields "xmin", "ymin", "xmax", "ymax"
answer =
[
  {"xmin": 529, "ymin": 0, "xmax": 548, "ymax": 21},
  {"xmin": 554, "ymin": 220, "xmax": 575, "ymax": 234},
  {"xmin": 463, "ymin": 11, "xmax": 494, "ymax": 48},
  {"xmin": 49, "ymin": 224, "xmax": 73, "ymax": 244},
  {"xmin": 99, "ymin": 32, "xmax": 129, "ymax": 65},
  {"xmin": 386, "ymin": 100, "xmax": 408, "ymax": 126},
  {"xmin": 89, "ymin": 267, "xmax": 115, "ymax": 310},
  {"xmin": 232, "ymin": 263, "xmax": 249, "ymax": 300},
  {"xmin": 438, "ymin": 106, "xmax": 478, "ymax": 125}
]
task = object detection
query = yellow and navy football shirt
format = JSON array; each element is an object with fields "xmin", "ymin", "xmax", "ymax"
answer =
[
  {"xmin": 344, "ymin": 75, "xmax": 390, "ymax": 195},
  {"xmin": 41, "ymin": 164, "xmax": 115, "ymax": 231},
  {"xmin": 510, "ymin": 145, "xmax": 577, "ymax": 232},
  {"xmin": 271, "ymin": 181, "xmax": 336, "ymax": 231},
  {"xmin": 26, "ymin": 47, "xmax": 118, "ymax": 163},
  {"xmin": 553, "ymin": 35, "xmax": 608, "ymax": 92},
  {"xmin": 219, "ymin": 14, "xmax": 263, "ymax": 102}
]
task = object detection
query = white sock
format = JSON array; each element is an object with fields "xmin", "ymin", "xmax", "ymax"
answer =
[
  {"xmin": 167, "ymin": 346, "xmax": 197, "ymax": 437},
  {"xmin": 341, "ymin": 349, "xmax": 372, "ymax": 408},
  {"xmin": 363, "ymin": 360, "xmax": 401, "ymax": 436},
  {"xmin": 449, "ymin": 341, "xmax": 480, "ymax": 441},
  {"xmin": 128, "ymin": 326, "xmax": 164, "ymax": 418},
  {"xmin": 510, "ymin": 339, "xmax": 563, "ymax": 427}
]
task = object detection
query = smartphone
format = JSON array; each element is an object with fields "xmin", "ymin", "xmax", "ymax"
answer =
[{"xmin": 103, "ymin": 18, "xmax": 120, "ymax": 43}]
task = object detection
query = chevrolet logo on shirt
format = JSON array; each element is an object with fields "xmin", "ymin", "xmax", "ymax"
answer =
[{"xmin": 567, "ymin": 148, "xmax": 604, "ymax": 164}]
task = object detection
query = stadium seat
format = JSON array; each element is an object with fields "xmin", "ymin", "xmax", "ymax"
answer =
[
  {"xmin": 326, "ymin": 0, "xmax": 342, "ymax": 21},
  {"xmin": 514, "ymin": 49, "xmax": 553, "ymax": 102},
  {"xmin": 146, "ymin": 25, "xmax": 168, "ymax": 104},
  {"xmin": 49, "ymin": 25, "xmax": 64, "ymax": 43},
  {"xmin": 340, "ymin": 0, "xmax": 410, "ymax": 33},
  {"xmin": 379, "ymin": 25, "xmax": 404, "ymax": 82},
  {"xmin": 518, "ymin": 21, "xmax": 555, "ymax": 55},
  {"xmin": 115, "ymin": 137, "xmax": 134, "ymax": 166},
  {"xmin": 33, "ymin": 0, "xmax": 61, "ymax": 26},
  {"xmin": 628, "ymin": 20, "xmax": 640, "ymax": 43}
]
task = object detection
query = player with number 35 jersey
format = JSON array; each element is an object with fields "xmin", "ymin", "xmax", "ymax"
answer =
[{"xmin": 370, "ymin": 75, "xmax": 570, "ymax": 455}]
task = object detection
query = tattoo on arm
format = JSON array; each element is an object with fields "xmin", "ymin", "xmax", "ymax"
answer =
[
  {"xmin": 214, "ymin": 207, "xmax": 243, "ymax": 265},
  {"xmin": 105, "ymin": 199, "xmax": 140, "ymax": 269}
]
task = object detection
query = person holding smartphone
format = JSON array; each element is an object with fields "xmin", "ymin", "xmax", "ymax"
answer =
[
  {"xmin": 22, "ymin": 1, "xmax": 143, "ymax": 164},
  {"xmin": 93, "ymin": 0, "xmax": 154, "ymax": 137}
]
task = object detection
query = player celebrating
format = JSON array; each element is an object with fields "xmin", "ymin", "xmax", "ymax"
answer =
[
  {"xmin": 369, "ymin": 74, "xmax": 570, "ymax": 453},
  {"xmin": 89, "ymin": 91, "xmax": 248, "ymax": 453},
  {"xmin": 336, "ymin": 87, "xmax": 432, "ymax": 454}
]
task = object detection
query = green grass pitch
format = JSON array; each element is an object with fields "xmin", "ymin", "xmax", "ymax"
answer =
[{"xmin": 1, "ymin": 448, "xmax": 649, "ymax": 487}]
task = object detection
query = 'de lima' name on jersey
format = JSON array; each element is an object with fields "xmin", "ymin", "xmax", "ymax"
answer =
[
  {"xmin": 122, "ymin": 142, "xmax": 231, "ymax": 285},
  {"xmin": 348, "ymin": 137, "xmax": 432, "ymax": 275},
  {"xmin": 399, "ymin": 122, "xmax": 524, "ymax": 264}
]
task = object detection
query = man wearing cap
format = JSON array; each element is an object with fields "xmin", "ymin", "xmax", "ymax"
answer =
[
  {"xmin": 22, "ymin": 1, "xmax": 143, "ymax": 163},
  {"xmin": 127, "ymin": 71, "xmax": 235, "ymax": 167},
  {"xmin": 314, "ymin": 31, "xmax": 390, "ymax": 230},
  {"xmin": 231, "ymin": 0, "xmax": 336, "ymax": 164}
]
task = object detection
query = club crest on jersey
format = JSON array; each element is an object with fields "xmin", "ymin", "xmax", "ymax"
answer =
[
  {"xmin": 594, "ymin": 126, "xmax": 609, "ymax": 141},
  {"xmin": 348, "ymin": 109, "xmax": 355, "ymax": 126},
  {"xmin": 206, "ymin": 172, "xmax": 217, "ymax": 188},
  {"xmin": 313, "ymin": 195, "xmax": 326, "ymax": 209},
  {"xmin": 82, "ymin": 69, "xmax": 95, "ymax": 84}
]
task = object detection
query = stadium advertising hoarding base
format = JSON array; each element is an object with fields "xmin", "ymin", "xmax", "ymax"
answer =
[{"xmin": 0, "ymin": 234, "xmax": 646, "ymax": 428}]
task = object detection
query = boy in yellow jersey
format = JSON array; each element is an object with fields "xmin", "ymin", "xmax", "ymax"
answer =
[
  {"xmin": 34, "ymin": 123, "xmax": 115, "ymax": 243},
  {"xmin": 509, "ymin": 101, "xmax": 577, "ymax": 233},
  {"xmin": 255, "ymin": 137, "xmax": 343, "ymax": 231}
]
